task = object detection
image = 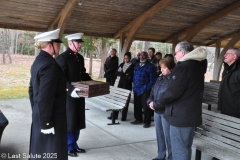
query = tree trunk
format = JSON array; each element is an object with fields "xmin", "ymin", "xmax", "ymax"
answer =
[
  {"xmin": 35, "ymin": 32, "xmax": 40, "ymax": 56},
  {"xmin": 15, "ymin": 30, "xmax": 18, "ymax": 54},
  {"xmin": 2, "ymin": 53, "xmax": 6, "ymax": 64},
  {"xmin": 89, "ymin": 51, "xmax": 93, "ymax": 75},
  {"xmin": 99, "ymin": 38, "xmax": 106, "ymax": 78},
  {"xmin": 7, "ymin": 52, "xmax": 12, "ymax": 63},
  {"xmin": 9, "ymin": 30, "xmax": 15, "ymax": 54}
]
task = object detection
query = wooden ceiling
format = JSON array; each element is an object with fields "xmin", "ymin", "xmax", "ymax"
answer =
[{"xmin": 1, "ymin": 0, "xmax": 240, "ymax": 47}]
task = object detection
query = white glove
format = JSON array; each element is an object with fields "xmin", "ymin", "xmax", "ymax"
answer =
[
  {"xmin": 71, "ymin": 88, "xmax": 80, "ymax": 98},
  {"xmin": 41, "ymin": 127, "xmax": 55, "ymax": 134}
]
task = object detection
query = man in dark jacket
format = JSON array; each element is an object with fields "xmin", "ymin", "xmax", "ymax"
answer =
[
  {"xmin": 148, "ymin": 47, "xmax": 160, "ymax": 76},
  {"xmin": 104, "ymin": 48, "xmax": 119, "ymax": 86},
  {"xmin": 218, "ymin": 48, "xmax": 240, "ymax": 118},
  {"xmin": 56, "ymin": 33, "xmax": 90, "ymax": 157},
  {"xmin": 159, "ymin": 41, "xmax": 208, "ymax": 160},
  {"xmin": 29, "ymin": 29, "xmax": 67, "ymax": 160},
  {"xmin": 132, "ymin": 51, "xmax": 157, "ymax": 128},
  {"xmin": 131, "ymin": 52, "xmax": 140, "ymax": 66}
]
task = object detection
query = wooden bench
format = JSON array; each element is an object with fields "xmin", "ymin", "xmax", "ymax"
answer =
[
  {"xmin": 203, "ymin": 82, "xmax": 220, "ymax": 110},
  {"xmin": 193, "ymin": 109, "xmax": 240, "ymax": 160},
  {"xmin": 85, "ymin": 86, "xmax": 131, "ymax": 125}
]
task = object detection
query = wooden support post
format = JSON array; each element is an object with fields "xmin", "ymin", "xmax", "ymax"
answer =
[
  {"xmin": 172, "ymin": 36, "xmax": 178, "ymax": 53},
  {"xmin": 213, "ymin": 41, "xmax": 221, "ymax": 80}
]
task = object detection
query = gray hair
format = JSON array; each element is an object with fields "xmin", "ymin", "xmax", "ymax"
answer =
[
  {"xmin": 176, "ymin": 41, "xmax": 194, "ymax": 54},
  {"xmin": 228, "ymin": 47, "xmax": 240, "ymax": 58}
]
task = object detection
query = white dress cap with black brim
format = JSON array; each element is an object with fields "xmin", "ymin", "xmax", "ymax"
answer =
[
  {"xmin": 34, "ymin": 28, "xmax": 62, "ymax": 43},
  {"xmin": 65, "ymin": 33, "xmax": 84, "ymax": 42}
]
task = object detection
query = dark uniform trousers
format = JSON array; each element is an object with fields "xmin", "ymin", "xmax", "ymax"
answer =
[{"xmin": 134, "ymin": 91, "xmax": 152, "ymax": 124}]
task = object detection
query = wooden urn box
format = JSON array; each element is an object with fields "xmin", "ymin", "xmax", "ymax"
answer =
[{"xmin": 71, "ymin": 80, "xmax": 110, "ymax": 98}]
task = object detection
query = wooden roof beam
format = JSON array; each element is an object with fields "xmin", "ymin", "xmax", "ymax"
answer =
[
  {"xmin": 113, "ymin": 0, "xmax": 175, "ymax": 39},
  {"xmin": 165, "ymin": 1, "xmax": 240, "ymax": 42},
  {"xmin": 206, "ymin": 29, "xmax": 240, "ymax": 46},
  {"xmin": 48, "ymin": 0, "xmax": 78, "ymax": 37}
]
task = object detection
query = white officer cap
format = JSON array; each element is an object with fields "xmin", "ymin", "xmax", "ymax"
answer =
[
  {"xmin": 65, "ymin": 33, "xmax": 84, "ymax": 42},
  {"xmin": 34, "ymin": 28, "xmax": 62, "ymax": 43}
]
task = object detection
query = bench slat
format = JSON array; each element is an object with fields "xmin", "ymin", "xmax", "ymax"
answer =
[
  {"xmin": 95, "ymin": 96, "xmax": 126, "ymax": 106},
  {"xmin": 90, "ymin": 97, "xmax": 123, "ymax": 109},
  {"xmin": 202, "ymin": 119, "xmax": 240, "ymax": 136},
  {"xmin": 110, "ymin": 89, "xmax": 130, "ymax": 97},
  {"xmin": 203, "ymin": 125, "xmax": 240, "ymax": 142},
  {"xmin": 194, "ymin": 131, "xmax": 240, "ymax": 153},
  {"xmin": 86, "ymin": 98, "xmax": 121, "ymax": 111},
  {"xmin": 103, "ymin": 94, "xmax": 128, "ymax": 102},
  {"xmin": 110, "ymin": 86, "xmax": 131, "ymax": 94},
  {"xmin": 203, "ymin": 109, "xmax": 240, "ymax": 125},
  {"xmin": 203, "ymin": 114, "xmax": 240, "ymax": 130},
  {"xmin": 193, "ymin": 138, "xmax": 240, "ymax": 160},
  {"xmin": 196, "ymin": 128, "xmax": 240, "ymax": 150}
]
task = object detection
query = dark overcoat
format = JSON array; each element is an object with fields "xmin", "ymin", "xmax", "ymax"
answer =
[
  {"xmin": 29, "ymin": 50, "xmax": 67, "ymax": 159},
  {"xmin": 104, "ymin": 55, "xmax": 119, "ymax": 79},
  {"xmin": 56, "ymin": 47, "xmax": 89, "ymax": 132},
  {"xmin": 218, "ymin": 58, "xmax": 240, "ymax": 118},
  {"xmin": 115, "ymin": 62, "xmax": 134, "ymax": 90}
]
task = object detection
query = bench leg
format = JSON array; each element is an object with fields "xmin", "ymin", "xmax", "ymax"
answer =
[
  {"xmin": 208, "ymin": 104, "xmax": 211, "ymax": 110},
  {"xmin": 121, "ymin": 95, "xmax": 131, "ymax": 121},
  {"xmin": 107, "ymin": 110, "xmax": 120, "ymax": 125},
  {"xmin": 195, "ymin": 149, "xmax": 201, "ymax": 160}
]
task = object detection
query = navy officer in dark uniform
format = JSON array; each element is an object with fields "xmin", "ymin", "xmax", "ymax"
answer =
[
  {"xmin": 29, "ymin": 29, "xmax": 67, "ymax": 160},
  {"xmin": 56, "ymin": 33, "xmax": 90, "ymax": 157}
]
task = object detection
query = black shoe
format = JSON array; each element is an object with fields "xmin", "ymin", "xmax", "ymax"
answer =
[
  {"xmin": 68, "ymin": 150, "xmax": 77, "ymax": 157},
  {"xmin": 131, "ymin": 120, "xmax": 142, "ymax": 124},
  {"xmin": 74, "ymin": 148, "xmax": 86, "ymax": 153},
  {"xmin": 143, "ymin": 123, "xmax": 150, "ymax": 128}
]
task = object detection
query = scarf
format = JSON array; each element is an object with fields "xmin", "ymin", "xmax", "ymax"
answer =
[
  {"xmin": 139, "ymin": 59, "xmax": 147, "ymax": 67},
  {"xmin": 123, "ymin": 62, "xmax": 132, "ymax": 73}
]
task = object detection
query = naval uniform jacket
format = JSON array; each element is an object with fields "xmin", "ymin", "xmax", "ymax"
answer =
[
  {"xmin": 56, "ymin": 47, "xmax": 88, "ymax": 132},
  {"xmin": 29, "ymin": 50, "xmax": 67, "ymax": 159}
]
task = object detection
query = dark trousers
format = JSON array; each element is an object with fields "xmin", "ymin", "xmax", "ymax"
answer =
[
  {"xmin": 106, "ymin": 77, "xmax": 116, "ymax": 86},
  {"xmin": 134, "ymin": 91, "xmax": 152, "ymax": 124}
]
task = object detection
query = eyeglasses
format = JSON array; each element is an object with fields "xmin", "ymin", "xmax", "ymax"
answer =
[{"xmin": 174, "ymin": 50, "xmax": 181, "ymax": 55}]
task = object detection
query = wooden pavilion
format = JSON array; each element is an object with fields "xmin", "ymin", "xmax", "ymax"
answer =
[{"xmin": 1, "ymin": 0, "xmax": 240, "ymax": 80}]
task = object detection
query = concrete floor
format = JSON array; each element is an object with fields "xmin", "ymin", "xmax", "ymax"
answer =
[{"xmin": 0, "ymin": 99, "xmax": 214, "ymax": 160}]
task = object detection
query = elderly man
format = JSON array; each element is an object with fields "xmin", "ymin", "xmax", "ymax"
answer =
[
  {"xmin": 131, "ymin": 51, "xmax": 157, "ymax": 128},
  {"xmin": 218, "ymin": 48, "xmax": 240, "ymax": 118},
  {"xmin": 104, "ymin": 48, "xmax": 119, "ymax": 86},
  {"xmin": 56, "ymin": 33, "xmax": 91, "ymax": 157},
  {"xmin": 159, "ymin": 41, "xmax": 207, "ymax": 160}
]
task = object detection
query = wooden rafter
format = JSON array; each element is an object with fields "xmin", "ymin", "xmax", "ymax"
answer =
[
  {"xmin": 48, "ymin": 0, "xmax": 78, "ymax": 37},
  {"xmin": 165, "ymin": 1, "xmax": 240, "ymax": 42},
  {"xmin": 113, "ymin": 0, "xmax": 175, "ymax": 39},
  {"xmin": 207, "ymin": 30, "xmax": 240, "ymax": 46}
]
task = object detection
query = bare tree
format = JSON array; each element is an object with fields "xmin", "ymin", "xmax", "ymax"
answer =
[{"xmin": 99, "ymin": 38, "xmax": 107, "ymax": 78}]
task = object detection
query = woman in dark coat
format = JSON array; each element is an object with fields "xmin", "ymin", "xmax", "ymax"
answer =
[
  {"xmin": 28, "ymin": 29, "xmax": 67, "ymax": 160},
  {"xmin": 147, "ymin": 57, "xmax": 175, "ymax": 160},
  {"xmin": 108, "ymin": 52, "xmax": 134, "ymax": 121}
]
